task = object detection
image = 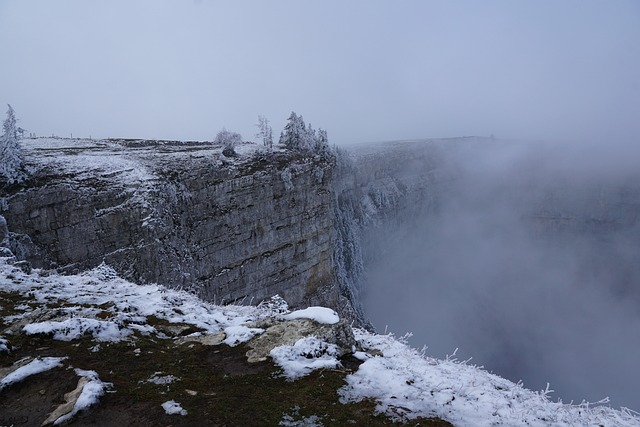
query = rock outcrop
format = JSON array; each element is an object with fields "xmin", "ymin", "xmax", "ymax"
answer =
[{"xmin": 245, "ymin": 317, "xmax": 357, "ymax": 363}]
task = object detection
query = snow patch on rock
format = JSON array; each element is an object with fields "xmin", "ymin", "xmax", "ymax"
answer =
[
  {"xmin": 270, "ymin": 336, "xmax": 340, "ymax": 381},
  {"xmin": 48, "ymin": 369, "xmax": 110, "ymax": 425},
  {"xmin": 0, "ymin": 336, "xmax": 10, "ymax": 353},
  {"xmin": 223, "ymin": 325, "xmax": 264, "ymax": 346},
  {"xmin": 162, "ymin": 400, "xmax": 188, "ymax": 416},
  {"xmin": 283, "ymin": 307, "xmax": 339, "ymax": 325},
  {"xmin": 143, "ymin": 373, "xmax": 179, "ymax": 385},
  {"xmin": 0, "ymin": 357, "xmax": 67, "ymax": 390},
  {"xmin": 23, "ymin": 317, "xmax": 132, "ymax": 342}
]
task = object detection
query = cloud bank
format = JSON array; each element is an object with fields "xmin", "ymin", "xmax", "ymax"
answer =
[{"xmin": 363, "ymin": 139, "xmax": 640, "ymax": 409}]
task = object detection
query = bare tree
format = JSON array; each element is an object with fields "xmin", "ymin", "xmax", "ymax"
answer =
[{"xmin": 256, "ymin": 115, "xmax": 273, "ymax": 148}]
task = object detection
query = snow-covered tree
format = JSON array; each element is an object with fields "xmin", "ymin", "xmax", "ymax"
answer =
[
  {"xmin": 0, "ymin": 105, "xmax": 27, "ymax": 185},
  {"xmin": 256, "ymin": 115, "xmax": 273, "ymax": 148},
  {"xmin": 304, "ymin": 123, "xmax": 317, "ymax": 151},
  {"xmin": 214, "ymin": 128, "xmax": 243, "ymax": 157},
  {"xmin": 315, "ymin": 128, "xmax": 329, "ymax": 153},
  {"xmin": 279, "ymin": 112, "xmax": 329, "ymax": 153},
  {"xmin": 279, "ymin": 112, "xmax": 306, "ymax": 150}
]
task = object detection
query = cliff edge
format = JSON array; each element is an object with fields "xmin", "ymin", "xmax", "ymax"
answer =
[{"xmin": 0, "ymin": 137, "xmax": 359, "ymax": 321}]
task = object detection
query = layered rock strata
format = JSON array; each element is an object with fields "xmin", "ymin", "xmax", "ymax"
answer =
[{"xmin": 1, "ymin": 140, "xmax": 351, "ymax": 318}]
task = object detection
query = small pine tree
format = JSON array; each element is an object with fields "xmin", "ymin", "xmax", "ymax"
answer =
[
  {"xmin": 279, "ymin": 112, "xmax": 307, "ymax": 150},
  {"xmin": 315, "ymin": 128, "xmax": 329, "ymax": 153},
  {"xmin": 304, "ymin": 123, "xmax": 316, "ymax": 151},
  {"xmin": 0, "ymin": 105, "xmax": 27, "ymax": 185}
]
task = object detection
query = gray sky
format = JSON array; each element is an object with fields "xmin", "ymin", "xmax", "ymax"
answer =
[{"xmin": 1, "ymin": 0, "xmax": 639, "ymax": 144}]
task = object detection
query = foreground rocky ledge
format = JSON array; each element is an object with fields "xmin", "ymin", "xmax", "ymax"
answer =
[{"xmin": 1, "ymin": 255, "xmax": 638, "ymax": 426}]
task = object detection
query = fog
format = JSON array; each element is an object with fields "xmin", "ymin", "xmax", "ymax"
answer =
[{"xmin": 363, "ymin": 138, "xmax": 640, "ymax": 409}]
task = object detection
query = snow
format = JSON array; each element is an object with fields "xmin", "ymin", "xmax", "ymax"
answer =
[
  {"xmin": 143, "ymin": 373, "xmax": 179, "ymax": 385},
  {"xmin": 0, "ymin": 357, "xmax": 67, "ymax": 390},
  {"xmin": 270, "ymin": 336, "xmax": 340, "ymax": 381},
  {"xmin": 257, "ymin": 294, "xmax": 290, "ymax": 316},
  {"xmin": 52, "ymin": 369, "xmax": 110, "ymax": 425},
  {"xmin": 0, "ymin": 261, "xmax": 263, "ymax": 344},
  {"xmin": 21, "ymin": 137, "xmax": 157, "ymax": 188},
  {"xmin": 0, "ymin": 336, "xmax": 10, "ymax": 352},
  {"xmin": 339, "ymin": 329, "xmax": 640, "ymax": 426},
  {"xmin": 280, "ymin": 406, "xmax": 323, "ymax": 426},
  {"xmin": 283, "ymin": 307, "xmax": 339, "ymax": 325},
  {"xmin": 1, "ymin": 257, "xmax": 639, "ymax": 425},
  {"xmin": 23, "ymin": 317, "xmax": 132, "ymax": 342},
  {"xmin": 162, "ymin": 400, "xmax": 188, "ymax": 416},
  {"xmin": 352, "ymin": 351, "xmax": 372, "ymax": 361},
  {"xmin": 19, "ymin": 137, "xmax": 268, "ymax": 190},
  {"xmin": 223, "ymin": 325, "xmax": 264, "ymax": 346}
]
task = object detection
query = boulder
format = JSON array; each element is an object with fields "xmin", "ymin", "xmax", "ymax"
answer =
[{"xmin": 245, "ymin": 318, "xmax": 356, "ymax": 363}]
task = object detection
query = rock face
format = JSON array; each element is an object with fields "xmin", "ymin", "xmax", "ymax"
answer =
[{"xmin": 1, "ymin": 139, "xmax": 350, "ymax": 318}]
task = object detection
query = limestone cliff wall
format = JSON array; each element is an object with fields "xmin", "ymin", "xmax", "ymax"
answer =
[{"xmin": 1, "ymin": 143, "xmax": 350, "ymax": 316}]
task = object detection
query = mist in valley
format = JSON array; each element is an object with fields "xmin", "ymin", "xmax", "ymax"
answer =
[{"xmin": 362, "ymin": 138, "xmax": 640, "ymax": 409}]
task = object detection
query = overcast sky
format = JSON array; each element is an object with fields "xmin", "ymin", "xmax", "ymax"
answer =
[{"xmin": 1, "ymin": 0, "xmax": 638, "ymax": 144}]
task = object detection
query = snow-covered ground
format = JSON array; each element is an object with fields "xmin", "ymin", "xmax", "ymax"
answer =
[
  {"xmin": 1, "ymin": 255, "xmax": 639, "ymax": 426},
  {"xmin": 21, "ymin": 137, "xmax": 159, "ymax": 187},
  {"xmin": 21, "ymin": 137, "xmax": 269, "ymax": 182},
  {"xmin": 16, "ymin": 137, "xmax": 278, "ymax": 222}
]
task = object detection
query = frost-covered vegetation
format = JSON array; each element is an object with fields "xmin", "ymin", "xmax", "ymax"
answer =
[
  {"xmin": 0, "ymin": 105, "xmax": 27, "ymax": 186},
  {"xmin": 214, "ymin": 127, "xmax": 243, "ymax": 157},
  {"xmin": 279, "ymin": 111, "xmax": 329, "ymax": 154},
  {"xmin": 256, "ymin": 115, "xmax": 274, "ymax": 148}
]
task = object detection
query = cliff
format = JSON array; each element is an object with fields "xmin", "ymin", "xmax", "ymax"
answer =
[{"xmin": 1, "ymin": 138, "xmax": 355, "ymax": 321}]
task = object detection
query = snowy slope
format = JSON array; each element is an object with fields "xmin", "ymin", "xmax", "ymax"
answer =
[
  {"xmin": 21, "ymin": 137, "xmax": 266, "ymax": 177},
  {"xmin": 1, "ymin": 256, "xmax": 639, "ymax": 426}
]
